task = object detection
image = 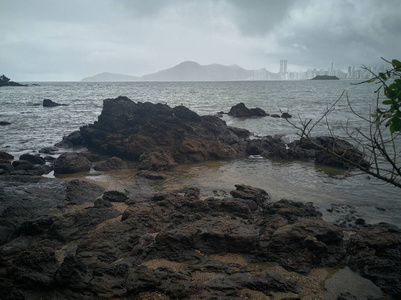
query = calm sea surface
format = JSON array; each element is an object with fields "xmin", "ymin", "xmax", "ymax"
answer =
[{"xmin": 1, "ymin": 81, "xmax": 400, "ymax": 226}]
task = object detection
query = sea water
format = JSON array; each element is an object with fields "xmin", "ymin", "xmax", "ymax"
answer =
[{"xmin": 1, "ymin": 80, "xmax": 400, "ymax": 226}]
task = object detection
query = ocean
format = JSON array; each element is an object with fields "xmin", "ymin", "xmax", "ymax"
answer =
[{"xmin": 1, "ymin": 80, "xmax": 400, "ymax": 226}]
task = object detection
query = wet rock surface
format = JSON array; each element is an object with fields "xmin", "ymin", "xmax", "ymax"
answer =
[
  {"xmin": 228, "ymin": 102, "xmax": 268, "ymax": 117},
  {"xmin": 53, "ymin": 152, "xmax": 91, "ymax": 174},
  {"xmin": 67, "ymin": 96, "xmax": 250, "ymax": 168},
  {"xmin": 0, "ymin": 179, "xmax": 399, "ymax": 299},
  {"xmin": 0, "ymin": 152, "xmax": 52, "ymax": 176},
  {"xmin": 56, "ymin": 97, "xmax": 367, "ymax": 171}
]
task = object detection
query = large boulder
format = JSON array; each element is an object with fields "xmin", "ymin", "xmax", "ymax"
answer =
[
  {"xmin": 73, "ymin": 97, "xmax": 250, "ymax": 170},
  {"xmin": 19, "ymin": 153, "xmax": 46, "ymax": 165},
  {"xmin": 228, "ymin": 102, "xmax": 268, "ymax": 117},
  {"xmin": 0, "ymin": 151, "xmax": 13, "ymax": 162},
  {"xmin": 53, "ymin": 152, "xmax": 91, "ymax": 174}
]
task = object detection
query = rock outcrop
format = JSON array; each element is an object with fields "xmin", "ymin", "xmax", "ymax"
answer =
[
  {"xmin": 247, "ymin": 135, "xmax": 369, "ymax": 169},
  {"xmin": 0, "ymin": 178, "xmax": 399, "ymax": 299},
  {"xmin": 228, "ymin": 102, "xmax": 268, "ymax": 117},
  {"xmin": 43, "ymin": 99, "xmax": 68, "ymax": 107},
  {"xmin": 55, "ymin": 97, "xmax": 368, "ymax": 171},
  {"xmin": 67, "ymin": 96, "xmax": 250, "ymax": 169},
  {"xmin": 0, "ymin": 75, "xmax": 27, "ymax": 87}
]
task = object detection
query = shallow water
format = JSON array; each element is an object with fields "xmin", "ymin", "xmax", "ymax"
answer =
[{"xmin": 1, "ymin": 80, "xmax": 400, "ymax": 227}]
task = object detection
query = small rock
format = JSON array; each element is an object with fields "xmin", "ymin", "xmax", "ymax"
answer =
[
  {"xmin": 43, "ymin": 99, "xmax": 68, "ymax": 107},
  {"xmin": 102, "ymin": 190, "xmax": 129, "ymax": 203},
  {"xmin": 281, "ymin": 112, "xmax": 292, "ymax": 119},
  {"xmin": 0, "ymin": 151, "xmax": 14, "ymax": 161}
]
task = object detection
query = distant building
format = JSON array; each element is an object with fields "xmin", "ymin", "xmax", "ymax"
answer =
[{"xmin": 280, "ymin": 60, "xmax": 288, "ymax": 79}]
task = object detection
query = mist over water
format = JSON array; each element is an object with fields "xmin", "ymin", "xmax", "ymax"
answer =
[{"xmin": 1, "ymin": 80, "xmax": 400, "ymax": 226}]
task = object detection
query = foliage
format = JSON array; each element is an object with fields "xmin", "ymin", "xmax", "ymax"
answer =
[{"xmin": 366, "ymin": 58, "xmax": 401, "ymax": 134}]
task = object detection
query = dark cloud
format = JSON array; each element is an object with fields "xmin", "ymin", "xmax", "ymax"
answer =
[
  {"xmin": 227, "ymin": 0, "xmax": 298, "ymax": 36},
  {"xmin": 0, "ymin": 0, "xmax": 398, "ymax": 80}
]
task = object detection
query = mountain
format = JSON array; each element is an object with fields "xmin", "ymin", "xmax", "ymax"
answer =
[
  {"xmin": 81, "ymin": 72, "xmax": 140, "ymax": 82},
  {"xmin": 81, "ymin": 62, "xmax": 277, "ymax": 82}
]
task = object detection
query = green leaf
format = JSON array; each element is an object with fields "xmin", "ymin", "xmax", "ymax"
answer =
[
  {"xmin": 379, "ymin": 72, "xmax": 387, "ymax": 80},
  {"xmin": 392, "ymin": 59, "xmax": 401, "ymax": 67},
  {"xmin": 382, "ymin": 100, "xmax": 393, "ymax": 105}
]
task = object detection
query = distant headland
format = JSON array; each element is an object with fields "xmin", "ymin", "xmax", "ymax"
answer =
[
  {"xmin": 0, "ymin": 75, "xmax": 27, "ymax": 87},
  {"xmin": 311, "ymin": 75, "xmax": 339, "ymax": 80}
]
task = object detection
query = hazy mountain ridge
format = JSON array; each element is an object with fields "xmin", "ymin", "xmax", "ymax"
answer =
[
  {"xmin": 81, "ymin": 72, "xmax": 140, "ymax": 82},
  {"xmin": 82, "ymin": 61, "xmax": 277, "ymax": 82}
]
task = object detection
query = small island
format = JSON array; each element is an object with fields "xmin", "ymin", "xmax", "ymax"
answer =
[
  {"xmin": 311, "ymin": 75, "xmax": 339, "ymax": 80},
  {"xmin": 0, "ymin": 74, "xmax": 27, "ymax": 87}
]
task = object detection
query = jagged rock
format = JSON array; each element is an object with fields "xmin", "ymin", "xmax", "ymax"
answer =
[
  {"xmin": 0, "ymin": 75, "xmax": 27, "ymax": 87},
  {"xmin": 65, "ymin": 179, "xmax": 105, "ymax": 205},
  {"xmin": 43, "ymin": 99, "xmax": 68, "ymax": 107},
  {"xmin": 102, "ymin": 190, "xmax": 128, "ymax": 203},
  {"xmin": 347, "ymin": 223, "xmax": 401, "ymax": 298},
  {"xmin": 20, "ymin": 153, "xmax": 46, "ymax": 165},
  {"xmin": 228, "ymin": 102, "xmax": 268, "ymax": 117},
  {"xmin": 93, "ymin": 156, "xmax": 125, "ymax": 171},
  {"xmin": 248, "ymin": 136, "xmax": 369, "ymax": 169},
  {"xmin": 230, "ymin": 184, "xmax": 270, "ymax": 205},
  {"xmin": 0, "ymin": 181, "xmax": 398, "ymax": 299},
  {"xmin": 39, "ymin": 146, "xmax": 59, "ymax": 154},
  {"xmin": 281, "ymin": 112, "xmax": 293, "ymax": 118},
  {"xmin": 0, "ymin": 151, "xmax": 13, "ymax": 161},
  {"xmin": 63, "ymin": 96, "xmax": 250, "ymax": 170},
  {"xmin": 53, "ymin": 152, "xmax": 91, "ymax": 174},
  {"xmin": 56, "ymin": 130, "xmax": 85, "ymax": 148}
]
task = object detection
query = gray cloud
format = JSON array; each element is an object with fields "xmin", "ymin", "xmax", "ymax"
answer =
[{"xmin": 0, "ymin": 0, "xmax": 398, "ymax": 81}]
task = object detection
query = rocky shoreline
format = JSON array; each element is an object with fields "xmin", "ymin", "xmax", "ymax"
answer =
[{"xmin": 1, "ymin": 96, "xmax": 400, "ymax": 299}]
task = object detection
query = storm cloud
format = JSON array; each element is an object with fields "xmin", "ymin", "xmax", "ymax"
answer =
[{"xmin": 1, "ymin": 0, "xmax": 399, "ymax": 81}]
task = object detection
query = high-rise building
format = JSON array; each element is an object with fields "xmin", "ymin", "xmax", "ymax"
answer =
[{"xmin": 280, "ymin": 60, "xmax": 287, "ymax": 74}]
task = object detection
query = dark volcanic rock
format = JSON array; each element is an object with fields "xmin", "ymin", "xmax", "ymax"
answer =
[
  {"xmin": 0, "ymin": 151, "xmax": 14, "ymax": 161},
  {"xmin": 53, "ymin": 152, "xmax": 91, "ymax": 174},
  {"xmin": 0, "ymin": 75, "xmax": 27, "ymax": 87},
  {"xmin": 56, "ymin": 130, "xmax": 85, "ymax": 148},
  {"xmin": 66, "ymin": 179, "xmax": 105, "ymax": 205},
  {"xmin": 43, "ymin": 99, "xmax": 68, "ymax": 107},
  {"xmin": 347, "ymin": 223, "xmax": 401, "ymax": 298},
  {"xmin": 93, "ymin": 156, "xmax": 125, "ymax": 171},
  {"xmin": 20, "ymin": 153, "xmax": 46, "ymax": 165},
  {"xmin": 0, "ymin": 181, "xmax": 398, "ymax": 299},
  {"xmin": 71, "ymin": 96, "xmax": 250, "ymax": 170},
  {"xmin": 281, "ymin": 112, "xmax": 293, "ymax": 119},
  {"xmin": 248, "ymin": 136, "xmax": 369, "ymax": 169},
  {"xmin": 228, "ymin": 102, "xmax": 268, "ymax": 118},
  {"xmin": 102, "ymin": 190, "xmax": 128, "ymax": 203}
]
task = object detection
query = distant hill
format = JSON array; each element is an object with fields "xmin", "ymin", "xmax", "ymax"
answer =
[
  {"xmin": 81, "ymin": 72, "xmax": 140, "ymax": 82},
  {"xmin": 81, "ymin": 62, "xmax": 277, "ymax": 82}
]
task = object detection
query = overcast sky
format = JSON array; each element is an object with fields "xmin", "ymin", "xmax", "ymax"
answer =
[{"xmin": 1, "ymin": 0, "xmax": 400, "ymax": 81}]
